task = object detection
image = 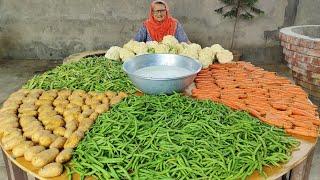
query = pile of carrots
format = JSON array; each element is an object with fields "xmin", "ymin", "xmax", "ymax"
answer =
[{"xmin": 192, "ymin": 61, "xmax": 320, "ymax": 137}]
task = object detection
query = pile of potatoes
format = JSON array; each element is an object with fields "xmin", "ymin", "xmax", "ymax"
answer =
[{"xmin": 0, "ymin": 89, "xmax": 128, "ymax": 177}]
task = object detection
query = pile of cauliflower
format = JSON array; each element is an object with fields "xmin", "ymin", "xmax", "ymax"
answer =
[{"xmin": 105, "ymin": 35, "xmax": 234, "ymax": 68}]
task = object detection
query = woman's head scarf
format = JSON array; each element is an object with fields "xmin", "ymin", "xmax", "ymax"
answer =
[{"xmin": 144, "ymin": 0, "xmax": 177, "ymax": 42}]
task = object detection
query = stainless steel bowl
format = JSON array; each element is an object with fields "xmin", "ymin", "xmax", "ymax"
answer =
[{"xmin": 123, "ymin": 54, "xmax": 202, "ymax": 94}]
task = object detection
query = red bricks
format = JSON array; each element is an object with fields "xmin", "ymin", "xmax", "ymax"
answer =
[
  {"xmin": 279, "ymin": 32, "xmax": 320, "ymax": 50},
  {"xmin": 280, "ymin": 26, "xmax": 320, "ymax": 98}
]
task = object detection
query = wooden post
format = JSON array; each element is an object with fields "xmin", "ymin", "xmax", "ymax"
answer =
[
  {"xmin": 2, "ymin": 149, "xmax": 29, "ymax": 180},
  {"xmin": 290, "ymin": 147, "xmax": 315, "ymax": 180}
]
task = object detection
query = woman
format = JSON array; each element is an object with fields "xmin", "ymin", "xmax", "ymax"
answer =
[{"xmin": 134, "ymin": 0, "xmax": 190, "ymax": 43}]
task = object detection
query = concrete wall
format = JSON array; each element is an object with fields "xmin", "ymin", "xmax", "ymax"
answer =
[
  {"xmin": 0, "ymin": 0, "xmax": 318, "ymax": 62},
  {"xmin": 295, "ymin": 0, "xmax": 320, "ymax": 25}
]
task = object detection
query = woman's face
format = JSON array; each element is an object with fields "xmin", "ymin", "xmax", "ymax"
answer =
[{"xmin": 153, "ymin": 3, "xmax": 167, "ymax": 22}]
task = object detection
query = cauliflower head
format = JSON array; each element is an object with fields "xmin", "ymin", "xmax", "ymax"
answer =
[
  {"xmin": 180, "ymin": 47, "xmax": 199, "ymax": 60},
  {"xmin": 146, "ymin": 41, "xmax": 159, "ymax": 53},
  {"xmin": 105, "ymin": 46, "xmax": 122, "ymax": 61},
  {"xmin": 123, "ymin": 40, "xmax": 139, "ymax": 52},
  {"xmin": 211, "ymin": 44, "xmax": 224, "ymax": 54},
  {"xmin": 162, "ymin": 35, "xmax": 179, "ymax": 46},
  {"xmin": 154, "ymin": 43, "xmax": 170, "ymax": 54},
  {"xmin": 119, "ymin": 48, "xmax": 135, "ymax": 61},
  {"xmin": 133, "ymin": 42, "xmax": 148, "ymax": 55},
  {"xmin": 216, "ymin": 50, "xmax": 233, "ymax": 64}
]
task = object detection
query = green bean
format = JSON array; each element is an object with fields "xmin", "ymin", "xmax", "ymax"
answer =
[
  {"xmin": 23, "ymin": 57, "xmax": 137, "ymax": 93},
  {"xmin": 71, "ymin": 93, "xmax": 299, "ymax": 179}
]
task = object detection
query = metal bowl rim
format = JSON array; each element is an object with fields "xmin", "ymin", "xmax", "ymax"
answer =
[{"xmin": 122, "ymin": 54, "xmax": 202, "ymax": 80}]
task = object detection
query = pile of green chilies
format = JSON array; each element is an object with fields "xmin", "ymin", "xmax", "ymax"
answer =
[
  {"xmin": 23, "ymin": 57, "xmax": 137, "ymax": 93},
  {"xmin": 71, "ymin": 94, "xmax": 299, "ymax": 180}
]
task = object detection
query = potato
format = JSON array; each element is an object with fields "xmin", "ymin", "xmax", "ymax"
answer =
[
  {"xmin": 35, "ymin": 99, "xmax": 53, "ymax": 106},
  {"xmin": 1, "ymin": 131, "xmax": 22, "ymax": 144},
  {"xmin": 53, "ymin": 99, "xmax": 69, "ymax": 107},
  {"xmin": 18, "ymin": 110, "xmax": 38, "ymax": 117},
  {"xmin": 68, "ymin": 94, "xmax": 81, "ymax": 101},
  {"xmin": 22, "ymin": 120, "xmax": 42, "ymax": 131},
  {"xmin": 0, "ymin": 121, "xmax": 19, "ymax": 130},
  {"xmin": 3, "ymin": 136, "xmax": 25, "ymax": 150},
  {"xmin": 63, "ymin": 129, "xmax": 74, "ymax": 138},
  {"xmin": 55, "ymin": 105, "xmax": 66, "ymax": 115},
  {"xmin": 118, "ymin": 92, "xmax": 128, "ymax": 98},
  {"xmin": 66, "ymin": 120, "xmax": 78, "ymax": 131},
  {"xmin": 19, "ymin": 103, "xmax": 37, "ymax": 110},
  {"xmin": 78, "ymin": 118, "xmax": 95, "ymax": 132},
  {"xmin": 49, "ymin": 137, "xmax": 67, "ymax": 149},
  {"xmin": 88, "ymin": 91, "xmax": 99, "ymax": 96},
  {"xmin": 45, "ymin": 118, "xmax": 65, "ymax": 131},
  {"xmin": 63, "ymin": 109, "xmax": 80, "ymax": 118},
  {"xmin": 23, "ymin": 126, "xmax": 44, "ymax": 139},
  {"xmin": 64, "ymin": 114, "xmax": 77, "ymax": 122},
  {"xmin": 31, "ymin": 130, "xmax": 51, "ymax": 143},
  {"xmin": 77, "ymin": 114, "xmax": 85, "ymax": 122},
  {"xmin": 90, "ymin": 103, "xmax": 100, "ymax": 110},
  {"xmin": 85, "ymin": 98, "xmax": 100, "ymax": 106},
  {"xmin": 72, "ymin": 90, "xmax": 86, "ymax": 97},
  {"xmin": 101, "ymin": 97, "xmax": 110, "ymax": 105},
  {"xmin": 22, "ymin": 122, "xmax": 43, "ymax": 132},
  {"xmin": 64, "ymin": 130, "xmax": 84, "ymax": 148},
  {"xmin": 0, "ymin": 116, "xmax": 18, "ymax": 124},
  {"xmin": 89, "ymin": 112, "xmax": 99, "ymax": 121},
  {"xmin": 3, "ymin": 101, "xmax": 20, "ymax": 108},
  {"xmin": 38, "ymin": 162, "xmax": 63, "ymax": 178},
  {"xmin": 53, "ymin": 127, "xmax": 66, "ymax": 137},
  {"xmin": 81, "ymin": 105, "xmax": 90, "ymax": 111},
  {"xmin": 105, "ymin": 91, "xmax": 116, "ymax": 99},
  {"xmin": 29, "ymin": 89, "xmax": 44, "ymax": 95},
  {"xmin": 19, "ymin": 116, "xmax": 37, "ymax": 127},
  {"xmin": 39, "ymin": 134, "xmax": 58, "ymax": 147},
  {"xmin": 94, "ymin": 93, "xmax": 106, "ymax": 101},
  {"xmin": 18, "ymin": 107, "xmax": 37, "ymax": 114},
  {"xmin": 16, "ymin": 88, "xmax": 30, "ymax": 95},
  {"xmin": 38, "ymin": 105, "xmax": 54, "ymax": 112},
  {"xmin": 58, "ymin": 89, "xmax": 72, "ymax": 97},
  {"xmin": 56, "ymin": 148, "xmax": 73, "ymax": 163},
  {"xmin": 65, "ymin": 103, "xmax": 81, "ymax": 111},
  {"xmin": 0, "ymin": 115, "xmax": 18, "ymax": 122},
  {"xmin": 0, "ymin": 107, "xmax": 18, "ymax": 114},
  {"xmin": 38, "ymin": 112, "xmax": 58, "ymax": 121},
  {"xmin": 95, "ymin": 104, "xmax": 109, "ymax": 114},
  {"xmin": 41, "ymin": 115, "xmax": 63, "ymax": 125},
  {"xmin": 22, "ymin": 97, "xmax": 38, "ymax": 105},
  {"xmin": 110, "ymin": 96, "xmax": 123, "ymax": 106},
  {"xmin": 1, "ymin": 128, "xmax": 21, "ymax": 137},
  {"xmin": 12, "ymin": 141, "xmax": 34, "ymax": 158},
  {"xmin": 42, "ymin": 90, "xmax": 58, "ymax": 99},
  {"xmin": 39, "ymin": 95, "xmax": 55, "ymax": 101},
  {"xmin": 31, "ymin": 148, "xmax": 59, "ymax": 168},
  {"xmin": 82, "ymin": 109, "xmax": 95, "ymax": 117},
  {"xmin": 70, "ymin": 98, "xmax": 84, "ymax": 107},
  {"xmin": 24, "ymin": 145, "xmax": 45, "ymax": 161}
]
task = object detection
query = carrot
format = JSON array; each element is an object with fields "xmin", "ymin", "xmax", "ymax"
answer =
[
  {"xmin": 219, "ymin": 99, "xmax": 240, "ymax": 110},
  {"xmin": 269, "ymin": 102, "xmax": 288, "ymax": 111},
  {"xmin": 285, "ymin": 128, "xmax": 318, "ymax": 138},
  {"xmin": 289, "ymin": 107, "xmax": 316, "ymax": 117},
  {"xmin": 291, "ymin": 121, "xmax": 318, "ymax": 130},
  {"xmin": 259, "ymin": 116, "xmax": 292, "ymax": 129},
  {"xmin": 289, "ymin": 115, "xmax": 320, "ymax": 126},
  {"xmin": 244, "ymin": 107, "xmax": 262, "ymax": 118}
]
